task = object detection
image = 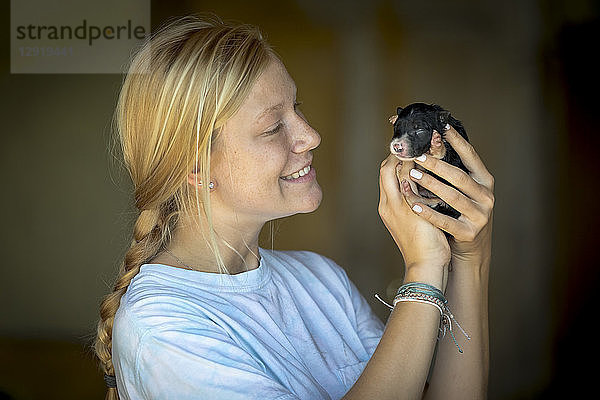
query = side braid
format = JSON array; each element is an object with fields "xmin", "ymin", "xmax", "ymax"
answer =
[
  {"xmin": 94, "ymin": 201, "xmax": 177, "ymax": 399},
  {"xmin": 94, "ymin": 14, "xmax": 277, "ymax": 397}
]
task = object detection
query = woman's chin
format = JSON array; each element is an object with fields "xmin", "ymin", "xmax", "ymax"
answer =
[
  {"xmin": 306, "ymin": 186, "xmax": 323, "ymax": 211},
  {"xmin": 289, "ymin": 187, "xmax": 323, "ymax": 215}
]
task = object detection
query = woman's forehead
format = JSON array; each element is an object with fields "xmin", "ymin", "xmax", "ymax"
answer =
[{"xmin": 242, "ymin": 60, "xmax": 297, "ymax": 124}]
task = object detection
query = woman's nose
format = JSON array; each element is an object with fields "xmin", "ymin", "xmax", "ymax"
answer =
[{"xmin": 292, "ymin": 118, "xmax": 321, "ymax": 153}]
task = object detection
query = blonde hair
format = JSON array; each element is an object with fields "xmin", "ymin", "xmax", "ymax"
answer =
[{"xmin": 94, "ymin": 14, "xmax": 277, "ymax": 399}]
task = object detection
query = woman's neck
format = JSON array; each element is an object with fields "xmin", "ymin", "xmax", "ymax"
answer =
[{"xmin": 151, "ymin": 213, "xmax": 263, "ymax": 275}]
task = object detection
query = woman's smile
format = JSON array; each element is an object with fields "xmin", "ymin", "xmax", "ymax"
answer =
[{"xmin": 280, "ymin": 164, "xmax": 316, "ymax": 183}]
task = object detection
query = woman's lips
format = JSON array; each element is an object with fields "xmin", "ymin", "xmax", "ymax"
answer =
[{"xmin": 280, "ymin": 165, "xmax": 316, "ymax": 183}]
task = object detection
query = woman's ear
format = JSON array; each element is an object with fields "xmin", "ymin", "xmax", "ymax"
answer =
[
  {"xmin": 187, "ymin": 170, "xmax": 216, "ymax": 190},
  {"xmin": 187, "ymin": 169, "xmax": 201, "ymax": 186}
]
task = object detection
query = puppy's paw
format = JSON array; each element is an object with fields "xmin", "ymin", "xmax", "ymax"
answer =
[{"xmin": 428, "ymin": 130, "xmax": 447, "ymax": 159}]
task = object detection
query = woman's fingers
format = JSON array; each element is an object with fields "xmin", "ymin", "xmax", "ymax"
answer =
[
  {"xmin": 399, "ymin": 166, "xmax": 466, "ymax": 235},
  {"xmin": 409, "ymin": 157, "xmax": 492, "ymax": 235},
  {"xmin": 413, "ymin": 151, "xmax": 493, "ymax": 209},
  {"xmin": 408, "ymin": 167, "xmax": 479, "ymax": 218},
  {"xmin": 398, "ymin": 178, "xmax": 426, "ymax": 213},
  {"xmin": 399, "ymin": 179, "xmax": 471, "ymax": 238},
  {"xmin": 401, "ymin": 126, "xmax": 495, "ymax": 241},
  {"xmin": 442, "ymin": 126, "xmax": 495, "ymax": 191},
  {"xmin": 384, "ymin": 125, "xmax": 496, "ymax": 247},
  {"xmin": 379, "ymin": 153, "xmax": 403, "ymax": 203}
]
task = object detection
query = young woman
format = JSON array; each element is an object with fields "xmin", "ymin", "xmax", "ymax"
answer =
[{"xmin": 94, "ymin": 14, "xmax": 494, "ymax": 400}]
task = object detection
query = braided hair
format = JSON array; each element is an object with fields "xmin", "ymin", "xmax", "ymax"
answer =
[{"xmin": 93, "ymin": 14, "xmax": 276, "ymax": 399}]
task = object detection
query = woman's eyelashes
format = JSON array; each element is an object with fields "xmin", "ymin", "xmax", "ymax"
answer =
[
  {"xmin": 263, "ymin": 101, "xmax": 303, "ymax": 136},
  {"xmin": 265, "ymin": 122, "xmax": 283, "ymax": 135}
]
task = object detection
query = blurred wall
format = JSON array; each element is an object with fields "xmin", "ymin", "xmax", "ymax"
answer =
[{"xmin": 1, "ymin": 0, "xmax": 597, "ymax": 398}]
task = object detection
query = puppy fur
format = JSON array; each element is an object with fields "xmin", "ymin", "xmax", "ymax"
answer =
[{"xmin": 389, "ymin": 103, "xmax": 470, "ymax": 219}]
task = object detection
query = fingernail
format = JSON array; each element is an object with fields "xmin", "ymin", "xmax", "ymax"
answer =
[
  {"xmin": 444, "ymin": 123, "xmax": 451, "ymax": 131},
  {"xmin": 412, "ymin": 204, "xmax": 423, "ymax": 213},
  {"xmin": 415, "ymin": 154, "xmax": 426, "ymax": 162},
  {"xmin": 410, "ymin": 169, "xmax": 423, "ymax": 179}
]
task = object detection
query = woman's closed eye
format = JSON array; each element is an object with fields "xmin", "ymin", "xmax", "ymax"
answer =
[
  {"xmin": 263, "ymin": 101, "xmax": 303, "ymax": 136},
  {"xmin": 264, "ymin": 122, "xmax": 283, "ymax": 135}
]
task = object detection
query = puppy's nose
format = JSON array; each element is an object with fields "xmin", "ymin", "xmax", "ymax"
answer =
[{"xmin": 390, "ymin": 138, "xmax": 412, "ymax": 158}]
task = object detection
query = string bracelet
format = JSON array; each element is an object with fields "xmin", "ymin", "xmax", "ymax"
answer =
[{"xmin": 374, "ymin": 282, "xmax": 470, "ymax": 353}]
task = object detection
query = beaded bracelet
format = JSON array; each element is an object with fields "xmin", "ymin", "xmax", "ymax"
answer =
[{"xmin": 375, "ymin": 282, "xmax": 471, "ymax": 353}]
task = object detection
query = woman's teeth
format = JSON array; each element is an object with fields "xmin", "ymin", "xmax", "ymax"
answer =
[{"xmin": 281, "ymin": 165, "xmax": 311, "ymax": 180}]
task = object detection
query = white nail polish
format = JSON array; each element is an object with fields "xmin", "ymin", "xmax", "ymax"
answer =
[
  {"xmin": 416, "ymin": 154, "xmax": 426, "ymax": 162},
  {"xmin": 445, "ymin": 123, "xmax": 451, "ymax": 131},
  {"xmin": 412, "ymin": 204, "xmax": 423, "ymax": 213},
  {"xmin": 410, "ymin": 169, "xmax": 423, "ymax": 179}
]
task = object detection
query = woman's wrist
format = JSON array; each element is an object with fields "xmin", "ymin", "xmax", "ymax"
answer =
[
  {"xmin": 446, "ymin": 256, "xmax": 490, "ymax": 296},
  {"xmin": 450, "ymin": 252, "xmax": 490, "ymax": 276},
  {"xmin": 403, "ymin": 262, "xmax": 448, "ymax": 292}
]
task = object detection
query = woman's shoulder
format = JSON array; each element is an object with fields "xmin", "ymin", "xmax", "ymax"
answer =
[
  {"xmin": 113, "ymin": 266, "xmax": 216, "ymax": 336},
  {"xmin": 263, "ymin": 248, "xmax": 351, "ymax": 290},
  {"xmin": 111, "ymin": 271, "xmax": 231, "ymax": 383}
]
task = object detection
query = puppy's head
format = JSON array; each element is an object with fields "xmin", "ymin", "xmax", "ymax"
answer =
[{"xmin": 389, "ymin": 103, "xmax": 450, "ymax": 160}]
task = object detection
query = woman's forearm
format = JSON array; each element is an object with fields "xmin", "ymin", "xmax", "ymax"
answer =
[
  {"xmin": 342, "ymin": 267, "xmax": 445, "ymax": 400},
  {"xmin": 424, "ymin": 256, "xmax": 490, "ymax": 400}
]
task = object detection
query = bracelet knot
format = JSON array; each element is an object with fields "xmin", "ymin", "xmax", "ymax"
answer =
[{"xmin": 374, "ymin": 282, "xmax": 470, "ymax": 353}]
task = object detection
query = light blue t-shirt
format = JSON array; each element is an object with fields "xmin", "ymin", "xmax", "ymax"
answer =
[{"xmin": 112, "ymin": 248, "xmax": 385, "ymax": 399}]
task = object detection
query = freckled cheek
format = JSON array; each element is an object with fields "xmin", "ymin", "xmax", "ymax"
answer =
[
  {"xmin": 216, "ymin": 144, "xmax": 287, "ymax": 187},
  {"xmin": 221, "ymin": 162, "xmax": 279, "ymax": 193}
]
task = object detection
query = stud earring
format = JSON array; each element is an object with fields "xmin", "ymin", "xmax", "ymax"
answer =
[{"xmin": 198, "ymin": 180, "xmax": 216, "ymax": 190}]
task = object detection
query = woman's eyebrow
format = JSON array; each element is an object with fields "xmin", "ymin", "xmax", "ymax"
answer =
[
  {"xmin": 255, "ymin": 103, "xmax": 284, "ymax": 123},
  {"xmin": 255, "ymin": 84, "xmax": 298, "ymax": 123}
]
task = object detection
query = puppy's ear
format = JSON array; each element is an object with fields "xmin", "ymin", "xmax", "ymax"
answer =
[
  {"xmin": 438, "ymin": 110, "xmax": 451, "ymax": 125},
  {"xmin": 396, "ymin": 106, "xmax": 404, "ymax": 115}
]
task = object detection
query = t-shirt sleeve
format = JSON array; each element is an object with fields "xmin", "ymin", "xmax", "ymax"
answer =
[
  {"xmin": 126, "ymin": 322, "xmax": 300, "ymax": 400},
  {"xmin": 318, "ymin": 254, "xmax": 385, "ymax": 357},
  {"xmin": 344, "ymin": 274, "xmax": 385, "ymax": 355}
]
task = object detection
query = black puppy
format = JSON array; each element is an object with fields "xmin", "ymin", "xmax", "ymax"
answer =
[{"xmin": 389, "ymin": 103, "xmax": 469, "ymax": 219}]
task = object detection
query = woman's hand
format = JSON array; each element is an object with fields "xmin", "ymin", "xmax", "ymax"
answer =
[
  {"xmin": 378, "ymin": 153, "xmax": 451, "ymax": 290},
  {"xmin": 400, "ymin": 126, "xmax": 495, "ymax": 265}
]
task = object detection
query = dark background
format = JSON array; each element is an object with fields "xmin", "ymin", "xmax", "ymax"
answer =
[{"xmin": 1, "ymin": 0, "xmax": 598, "ymax": 398}]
